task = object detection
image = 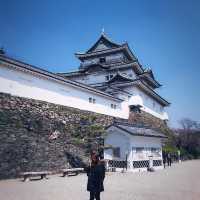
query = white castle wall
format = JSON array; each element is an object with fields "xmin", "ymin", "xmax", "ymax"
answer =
[
  {"xmin": 125, "ymin": 86, "xmax": 168, "ymax": 120},
  {"xmin": 0, "ymin": 64, "xmax": 129, "ymax": 119},
  {"xmin": 71, "ymin": 65, "xmax": 168, "ymax": 120},
  {"xmin": 104, "ymin": 127, "xmax": 130, "ymax": 161}
]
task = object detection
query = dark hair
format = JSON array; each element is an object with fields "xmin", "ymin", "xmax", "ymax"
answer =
[{"xmin": 90, "ymin": 151, "xmax": 99, "ymax": 165}]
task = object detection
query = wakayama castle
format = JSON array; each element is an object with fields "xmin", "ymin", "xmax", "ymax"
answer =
[
  {"xmin": 0, "ymin": 33, "xmax": 170, "ymax": 173},
  {"xmin": 59, "ymin": 33, "xmax": 169, "ymax": 120}
]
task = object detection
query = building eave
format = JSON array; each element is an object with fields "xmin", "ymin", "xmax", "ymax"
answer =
[
  {"xmin": 58, "ymin": 61, "xmax": 144, "ymax": 79},
  {"xmin": 107, "ymin": 123, "xmax": 167, "ymax": 138},
  {"xmin": 75, "ymin": 45, "xmax": 141, "ymax": 64},
  {"xmin": 139, "ymin": 74, "xmax": 162, "ymax": 88},
  {"xmin": 106, "ymin": 79, "xmax": 170, "ymax": 106},
  {"xmin": 136, "ymin": 80, "xmax": 170, "ymax": 106},
  {"xmin": 75, "ymin": 46, "xmax": 126, "ymax": 60},
  {"xmin": 122, "ymin": 43, "xmax": 144, "ymax": 73},
  {"xmin": 86, "ymin": 33, "xmax": 121, "ymax": 53},
  {"xmin": 57, "ymin": 71, "xmax": 84, "ymax": 77}
]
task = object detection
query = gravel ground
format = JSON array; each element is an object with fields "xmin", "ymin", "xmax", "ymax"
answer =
[{"xmin": 0, "ymin": 160, "xmax": 200, "ymax": 200}]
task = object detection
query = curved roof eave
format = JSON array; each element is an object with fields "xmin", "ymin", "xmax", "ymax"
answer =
[{"xmin": 86, "ymin": 33, "xmax": 121, "ymax": 53}]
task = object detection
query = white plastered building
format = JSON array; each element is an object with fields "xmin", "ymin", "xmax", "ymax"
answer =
[{"xmin": 104, "ymin": 123, "xmax": 166, "ymax": 172}]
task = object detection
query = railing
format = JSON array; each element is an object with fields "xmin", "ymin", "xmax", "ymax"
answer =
[
  {"xmin": 107, "ymin": 159, "xmax": 163, "ymax": 169},
  {"xmin": 153, "ymin": 160, "xmax": 162, "ymax": 166},
  {"xmin": 133, "ymin": 159, "xmax": 162, "ymax": 168},
  {"xmin": 133, "ymin": 160, "xmax": 149, "ymax": 168},
  {"xmin": 108, "ymin": 160, "xmax": 128, "ymax": 169}
]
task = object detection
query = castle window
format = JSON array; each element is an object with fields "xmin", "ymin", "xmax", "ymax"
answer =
[
  {"xmin": 89, "ymin": 97, "xmax": 93, "ymax": 103},
  {"xmin": 89, "ymin": 97, "xmax": 96, "ymax": 104},
  {"xmin": 105, "ymin": 74, "xmax": 113, "ymax": 81},
  {"xmin": 99, "ymin": 57, "xmax": 106, "ymax": 63},
  {"xmin": 111, "ymin": 104, "xmax": 117, "ymax": 109},
  {"xmin": 136, "ymin": 147, "xmax": 144, "ymax": 153},
  {"xmin": 129, "ymin": 105, "xmax": 141, "ymax": 113},
  {"xmin": 151, "ymin": 148, "xmax": 158, "ymax": 153},
  {"xmin": 113, "ymin": 147, "xmax": 120, "ymax": 158}
]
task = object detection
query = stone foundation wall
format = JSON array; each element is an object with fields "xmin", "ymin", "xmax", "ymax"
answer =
[
  {"xmin": 128, "ymin": 111, "xmax": 171, "ymax": 136},
  {"xmin": 0, "ymin": 92, "xmax": 170, "ymax": 179}
]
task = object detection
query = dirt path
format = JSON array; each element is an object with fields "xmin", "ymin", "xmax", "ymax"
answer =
[{"xmin": 0, "ymin": 160, "xmax": 200, "ymax": 200}]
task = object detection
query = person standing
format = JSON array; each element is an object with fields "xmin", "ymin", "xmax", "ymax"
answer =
[
  {"xmin": 85, "ymin": 151, "xmax": 105, "ymax": 200},
  {"xmin": 163, "ymin": 151, "xmax": 167, "ymax": 168},
  {"xmin": 167, "ymin": 152, "xmax": 172, "ymax": 167}
]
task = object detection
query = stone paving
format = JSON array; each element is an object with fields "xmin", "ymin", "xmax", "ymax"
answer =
[{"xmin": 0, "ymin": 160, "xmax": 200, "ymax": 200}]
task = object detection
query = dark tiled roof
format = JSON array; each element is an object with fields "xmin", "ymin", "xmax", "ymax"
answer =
[
  {"xmin": 109, "ymin": 122, "xmax": 167, "ymax": 138},
  {"xmin": 86, "ymin": 33, "xmax": 121, "ymax": 53},
  {"xmin": 139, "ymin": 73, "xmax": 161, "ymax": 88}
]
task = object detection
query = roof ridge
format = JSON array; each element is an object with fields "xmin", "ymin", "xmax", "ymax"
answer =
[
  {"xmin": 110, "ymin": 122, "xmax": 167, "ymax": 138},
  {"xmin": 86, "ymin": 34, "xmax": 122, "ymax": 53}
]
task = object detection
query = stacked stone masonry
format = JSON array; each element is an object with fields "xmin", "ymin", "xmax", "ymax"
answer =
[{"xmin": 0, "ymin": 93, "xmax": 169, "ymax": 179}]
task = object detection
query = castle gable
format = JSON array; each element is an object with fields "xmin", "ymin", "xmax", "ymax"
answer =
[
  {"xmin": 107, "ymin": 73, "xmax": 134, "ymax": 84},
  {"xmin": 87, "ymin": 34, "xmax": 121, "ymax": 53}
]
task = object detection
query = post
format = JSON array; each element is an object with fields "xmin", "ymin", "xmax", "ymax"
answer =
[
  {"xmin": 177, "ymin": 150, "xmax": 181, "ymax": 163},
  {"xmin": 125, "ymin": 149, "xmax": 129, "ymax": 171},
  {"xmin": 149, "ymin": 155, "xmax": 153, "ymax": 169},
  {"xmin": 126, "ymin": 153, "xmax": 128, "ymax": 170}
]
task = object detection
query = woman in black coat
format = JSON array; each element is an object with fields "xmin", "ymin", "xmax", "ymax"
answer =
[{"xmin": 85, "ymin": 152, "xmax": 105, "ymax": 200}]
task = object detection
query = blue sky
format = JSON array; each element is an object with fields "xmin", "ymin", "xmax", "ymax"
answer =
[{"xmin": 0, "ymin": 0, "xmax": 200, "ymax": 127}]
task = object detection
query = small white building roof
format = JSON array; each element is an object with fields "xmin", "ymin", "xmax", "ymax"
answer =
[{"xmin": 106, "ymin": 122, "xmax": 167, "ymax": 139}]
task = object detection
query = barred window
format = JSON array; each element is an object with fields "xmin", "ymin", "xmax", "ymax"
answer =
[
  {"xmin": 151, "ymin": 148, "xmax": 161, "ymax": 156},
  {"xmin": 105, "ymin": 74, "xmax": 113, "ymax": 81},
  {"xmin": 111, "ymin": 104, "xmax": 117, "ymax": 109},
  {"xmin": 113, "ymin": 147, "xmax": 120, "ymax": 158},
  {"xmin": 89, "ymin": 97, "xmax": 96, "ymax": 104},
  {"xmin": 99, "ymin": 57, "xmax": 106, "ymax": 63},
  {"xmin": 136, "ymin": 147, "xmax": 144, "ymax": 153},
  {"xmin": 89, "ymin": 97, "xmax": 92, "ymax": 103},
  {"xmin": 151, "ymin": 148, "xmax": 157, "ymax": 152}
]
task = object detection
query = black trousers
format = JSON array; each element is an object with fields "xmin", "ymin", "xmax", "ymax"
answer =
[
  {"xmin": 90, "ymin": 192, "xmax": 100, "ymax": 200},
  {"xmin": 167, "ymin": 159, "xmax": 172, "ymax": 166}
]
